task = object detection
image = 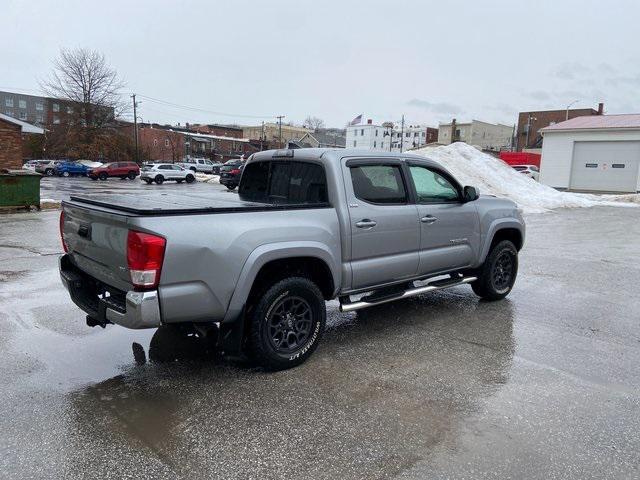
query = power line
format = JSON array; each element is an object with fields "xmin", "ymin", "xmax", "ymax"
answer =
[{"xmin": 134, "ymin": 93, "xmax": 275, "ymax": 120}]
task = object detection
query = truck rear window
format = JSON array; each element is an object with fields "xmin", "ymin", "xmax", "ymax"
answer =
[{"xmin": 239, "ymin": 161, "xmax": 328, "ymax": 205}]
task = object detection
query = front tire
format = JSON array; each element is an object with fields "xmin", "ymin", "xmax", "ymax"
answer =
[
  {"xmin": 471, "ymin": 240, "xmax": 518, "ymax": 301},
  {"xmin": 45, "ymin": 169, "xmax": 54, "ymax": 176},
  {"xmin": 128, "ymin": 171, "xmax": 137, "ymax": 180},
  {"xmin": 154, "ymin": 175, "xmax": 164, "ymax": 185},
  {"xmin": 185, "ymin": 174, "xmax": 195, "ymax": 183},
  {"xmin": 98, "ymin": 172, "xmax": 108, "ymax": 181},
  {"xmin": 247, "ymin": 277, "xmax": 326, "ymax": 370},
  {"xmin": 226, "ymin": 185, "xmax": 237, "ymax": 191},
  {"xmin": 62, "ymin": 171, "xmax": 70, "ymax": 177}
]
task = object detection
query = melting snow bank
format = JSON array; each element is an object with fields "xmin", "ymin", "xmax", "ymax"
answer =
[
  {"xmin": 412, "ymin": 143, "xmax": 640, "ymax": 214},
  {"xmin": 196, "ymin": 173, "xmax": 220, "ymax": 184},
  {"xmin": 40, "ymin": 198, "xmax": 61, "ymax": 210}
]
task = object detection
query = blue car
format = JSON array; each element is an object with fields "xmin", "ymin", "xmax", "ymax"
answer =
[{"xmin": 54, "ymin": 161, "xmax": 91, "ymax": 177}]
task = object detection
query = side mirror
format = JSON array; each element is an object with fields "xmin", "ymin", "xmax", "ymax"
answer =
[{"xmin": 463, "ymin": 185, "xmax": 479, "ymax": 202}]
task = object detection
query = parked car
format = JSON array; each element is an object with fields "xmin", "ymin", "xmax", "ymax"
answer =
[
  {"xmin": 219, "ymin": 159, "xmax": 245, "ymax": 190},
  {"xmin": 512, "ymin": 164, "xmax": 539, "ymax": 181},
  {"xmin": 77, "ymin": 159, "xmax": 103, "ymax": 169},
  {"xmin": 178, "ymin": 157, "xmax": 223, "ymax": 175},
  {"xmin": 88, "ymin": 162, "xmax": 140, "ymax": 181},
  {"xmin": 35, "ymin": 160, "xmax": 62, "ymax": 176},
  {"xmin": 59, "ymin": 148, "xmax": 525, "ymax": 370},
  {"xmin": 54, "ymin": 161, "xmax": 91, "ymax": 177},
  {"xmin": 140, "ymin": 163, "xmax": 196, "ymax": 185},
  {"xmin": 22, "ymin": 160, "xmax": 48, "ymax": 171}
]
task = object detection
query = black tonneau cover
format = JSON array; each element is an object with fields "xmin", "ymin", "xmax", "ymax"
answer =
[{"xmin": 68, "ymin": 192, "xmax": 329, "ymax": 216}]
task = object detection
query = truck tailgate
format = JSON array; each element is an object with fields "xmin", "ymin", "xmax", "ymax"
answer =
[{"xmin": 62, "ymin": 202, "xmax": 132, "ymax": 292}]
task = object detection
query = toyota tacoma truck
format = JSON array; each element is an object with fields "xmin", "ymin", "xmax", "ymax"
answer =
[{"xmin": 59, "ymin": 148, "xmax": 525, "ymax": 370}]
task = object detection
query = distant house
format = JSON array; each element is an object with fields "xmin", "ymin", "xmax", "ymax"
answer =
[
  {"xmin": 295, "ymin": 130, "xmax": 346, "ymax": 148},
  {"xmin": 438, "ymin": 120, "xmax": 513, "ymax": 152},
  {"xmin": 0, "ymin": 113, "xmax": 44, "ymax": 169},
  {"xmin": 517, "ymin": 103, "xmax": 603, "ymax": 151}
]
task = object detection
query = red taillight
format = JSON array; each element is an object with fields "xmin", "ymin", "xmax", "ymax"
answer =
[
  {"xmin": 59, "ymin": 210, "xmax": 68, "ymax": 253},
  {"xmin": 230, "ymin": 168, "xmax": 241, "ymax": 175},
  {"xmin": 126, "ymin": 231, "xmax": 166, "ymax": 290}
]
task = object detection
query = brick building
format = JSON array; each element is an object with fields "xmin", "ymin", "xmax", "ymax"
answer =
[
  {"xmin": 425, "ymin": 127, "xmax": 438, "ymax": 144},
  {"xmin": 0, "ymin": 113, "xmax": 44, "ymax": 170},
  {"xmin": 517, "ymin": 103, "xmax": 603, "ymax": 151},
  {"xmin": 130, "ymin": 124, "xmax": 261, "ymax": 162},
  {"xmin": 188, "ymin": 123, "xmax": 243, "ymax": 139}
]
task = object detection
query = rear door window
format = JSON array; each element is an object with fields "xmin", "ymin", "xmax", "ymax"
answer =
[
  {"xmin": 239, "ymin": 161, "xmax": 328, "ymax": 205},
  {"xmin": 350, "ymin": 165, "xmax": 407, "ymax": 204}
]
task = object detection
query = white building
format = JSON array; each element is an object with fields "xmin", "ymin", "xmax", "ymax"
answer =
[
  {"xmin": 438, "ymin": 120, "xmax": 513, "ymax": 151},
  {"xmin": 540, "ymin": 114, "xmax": 640, "ymax": 193},
  {"xmin": 346, "ymin": 120, "xmax": 430, "ymax": 152}
]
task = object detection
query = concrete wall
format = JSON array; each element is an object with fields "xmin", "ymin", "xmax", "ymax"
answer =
[
  {"xmin": 540, "ymin": 130, "xmax": 640, "ymax": 191},
  {"xmin": 0, "ymin": 119, "xmax": 23, "ymax": 170}
]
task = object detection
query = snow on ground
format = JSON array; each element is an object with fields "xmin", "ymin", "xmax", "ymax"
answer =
[
  {"xmin": 195, "ymin": 172, "xmax": 220, "ymax": 184},
  {"xmin": 412, "ymin": 142, "xmax": 640, "ymax": 214},
  {"xmin": 40, "ymin": 198, "xmax": 61, "ymax": 209}
]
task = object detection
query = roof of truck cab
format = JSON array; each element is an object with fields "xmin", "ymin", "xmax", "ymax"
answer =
[{"xmin": 250, "ymin": 148, "xmax": 434, "ymax": 163}]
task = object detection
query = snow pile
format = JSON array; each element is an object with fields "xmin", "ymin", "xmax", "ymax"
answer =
[
  {"xmin": 195, "ymin": 172, "xmax": 220, "ymax": 184},
  {"xmin": 40, "ymin": 198, "xmax": 61, "ymax": 210},
  {"xmin": 412, "ymin": 143, "xmax": 640, "ymax": 214}
]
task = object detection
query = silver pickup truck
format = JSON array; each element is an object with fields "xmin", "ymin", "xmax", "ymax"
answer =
[{"xmin": 59, "ymin": 148, "xmax": 525, "ymax": 370}]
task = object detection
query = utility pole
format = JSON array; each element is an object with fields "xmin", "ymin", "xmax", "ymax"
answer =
[
  {"xmin": 131, "ymin": 94, "xmax": 139, "ymax": 164},
  {"xmin": 261, "ymin": 121, "xmax": 265, "ymax": 151},
  {"xmin": 400, "ymin": 114, "xmax": 405, "ymax": 152},
  {"xmin": 276, "ymin": 115, "xmax": 285, "ymax": 148}
]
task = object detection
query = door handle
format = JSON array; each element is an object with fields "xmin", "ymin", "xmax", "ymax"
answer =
[
  {"xmin": 421, "ymin": 215, "xmax": 438, "ymax": 224},
  {"xmin": 355, "ymin": 219, "xmax": 377, "ymax": 229}
]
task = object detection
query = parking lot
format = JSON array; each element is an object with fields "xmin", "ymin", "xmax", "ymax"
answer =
[
  {"xmin": 40, "ymin": 175, "xmax": 228, "ymax": 202},
  {"xmin": 1, "ymin": 202, "xmax": 640, "ymax": 479}
]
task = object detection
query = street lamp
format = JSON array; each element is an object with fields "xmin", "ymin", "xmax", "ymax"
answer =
[
  {"xmin": 565, "ymin": 100, "xmax": 579, "ymax": 121},
  {"xmin": 525, "ymin": 114, "xmax": 537, "ymax": 150}
]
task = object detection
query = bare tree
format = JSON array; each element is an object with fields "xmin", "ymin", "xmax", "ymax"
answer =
[
  {"xmin": 41, "ymin": 48, "xmax": 127, "ymax": 128},
  {"xmin": 40, "ymin": 48, "xmax": 131, "ymax": 159},
  {"xmin": 303, "ymin": 116, "xmax": 325, "ymax": 131}
]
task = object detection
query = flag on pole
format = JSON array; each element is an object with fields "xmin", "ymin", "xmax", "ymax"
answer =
[{"xmin": 349, "ymin": 114, "xmax": 363, "ymax": 126}]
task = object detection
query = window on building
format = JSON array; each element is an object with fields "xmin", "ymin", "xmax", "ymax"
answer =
[
  {"xmin": 353, "ymin": 140, "xmax": 356, "ymax": 147},
  {"xmin": 405, "ymin": 132, "xmax": 410, "ymax": 137},
  {"xmin": 239, "ymin": 161, "xmax": 328, "ymax": 205},
  {"xmin": 36, "ymin": 114, "xmax": 44, "ymax": 123},
  {"xmin": 18, "ymin": 99, "xmax": 26, "ymax": 109},
  {"xmin": 35, "ymin": 102, "xmax": 44, "ymax": 111},
  {"xmin": 153, "ymin": 139, "xmax": 158, "ymax": 147},
  {"xmin": 165, "ymin": 139, "xmax": 170, "ymax": 147},
  {"xmin": 5, "ymin": 98, "xmax": 13, "ymax": 107},
  {"xmin": 53, "ymin": 115, "xmax": 60, "ymax": 124},
  {"xmin": 350, "ymin": 165, "xmax": 407, "ymax": 204},
  {"xmin": 361, "ymin": 129, "xmax": 364, "ymax": 136},
  {"xmin": 422, "ymin": 132, "xmax": 425, "ymax": 137},
  {"xmin": 67, "ymin": 106, "xmax": 73, "ymax": 114},
  {"xmin": 53, "ymin": 103, "xmax": 59, "ymax": 112},
  {"xmin": 375, "ymin": 130, "xmax": 378, "ymax": 137},
  {"xmin": 373, "ymin": 141, "xmax": 376, "ymax": 148},
  {"xmin": 19, "ymin": 111, "xmax": 27, "ymax": 120}
]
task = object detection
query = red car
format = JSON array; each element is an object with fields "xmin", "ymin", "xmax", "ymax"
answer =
[{"xmin": 89, "ymin": 162, "xmax": 140, "ymax": 181}]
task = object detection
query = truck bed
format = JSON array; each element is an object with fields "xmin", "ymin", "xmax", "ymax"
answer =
[{"xmin": 68, "ymin": 192, "xmax": 329, "ymax": 216}]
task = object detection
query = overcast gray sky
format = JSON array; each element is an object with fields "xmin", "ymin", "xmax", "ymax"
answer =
[{"xmin": 3, "ymin": 0, "xmax": 639, "ymax": 128}]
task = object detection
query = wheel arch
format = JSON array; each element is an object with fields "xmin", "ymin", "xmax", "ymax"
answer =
[
  {"xmin": 480, "ymin": 220, "xmax": 525, "ymax": 263},
  {"xmin": 222, "ymin": 242, "xmax": 340, "ymax": 325}
]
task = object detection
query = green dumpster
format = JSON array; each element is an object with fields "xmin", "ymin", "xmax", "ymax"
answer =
[{"xmin": 0, "ymin": 170, "xmax": 42, "ymax": 210}]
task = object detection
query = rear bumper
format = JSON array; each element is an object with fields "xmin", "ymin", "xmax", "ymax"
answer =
[{"xmin": 59, "ymin": 254, "xmax": 161, "ymax": 329}]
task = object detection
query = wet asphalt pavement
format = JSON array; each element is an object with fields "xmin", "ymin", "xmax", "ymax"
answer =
[{"xmin": 1, "ymin": 201, "xmax": 639, "ymax": 479}]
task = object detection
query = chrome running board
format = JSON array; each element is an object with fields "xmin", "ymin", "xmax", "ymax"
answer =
[{"xmin": 339, "ymin": 276, "xmax": 477, "ymax": 313}]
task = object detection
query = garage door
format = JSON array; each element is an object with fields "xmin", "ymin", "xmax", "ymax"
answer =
[{"xmin": 570, "ymin": 141, "xmax": 640, "ymax": 193}]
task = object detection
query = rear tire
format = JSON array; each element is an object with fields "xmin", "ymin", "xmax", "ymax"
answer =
[
  {"xmin": 45, "ymin": 169, "xmax": 54, "ymax": 176},
  {"xmin": 185, "ymin": 174, "xmax": 195, "ymax": 183},
  {"xmin": 62, "ymin": 171, "xmax": 70, "ymax": 177},
  {"xmin": 471, "ymin": 240, "xmax": 518, "ymax": 301},
  {"xmin": 226, "ymin": 185, "xmax": 237, "ymax": 191},
  {"xmin": 154, "ymin": 175, "xmax": 164, "ymax": 185},
  {"xmin": 247, "ymin": 277, "xmax": 326, "ymax": 370},
  {"xmin": 128, "ymin": 171, "xmax": 137, "ymax": 180}
]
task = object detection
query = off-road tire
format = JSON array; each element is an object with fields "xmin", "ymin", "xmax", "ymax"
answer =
[
  {"xmin": 471, "ymin": 240, "xmax": 518, "ymax": 301},
  {"xmin": 185, "ymin": 174, "xmax": 195, "ymax": 183},
  {"xmin": 155, "ymin": 175, "xmax": 164, "ymax": 185},
  {"xmin": 247, "ymin": 277, "xmax": 326, "ymax": 370}
]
